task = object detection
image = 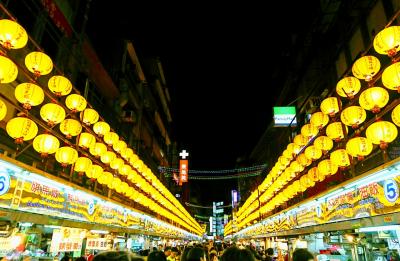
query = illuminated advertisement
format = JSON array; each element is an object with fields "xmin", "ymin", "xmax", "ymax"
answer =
[
  {"xmin": 237, "ymin": 161, "xmax": 400, "ymax": 238},
  {"xmin": 0, "ymin": 158, "xmax": 199, "ymax": 239}
]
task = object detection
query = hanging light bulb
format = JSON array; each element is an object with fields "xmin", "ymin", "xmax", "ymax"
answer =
[
  {"xmin": 40, "ymin": 103, "xmax": 66, "ymax": 126},
  {"xmin": 14, "ymin": 82, "xmax": 44, "ymax": 110},
  {"xmin": 93, "ymin": 121, "xmax": 110, "ymax": 137},
  {"xmin": 352, "ymin": 55, "xmax": 380, "ymax": 82},
  {"xmin": 65, "ymin": 94, "xmax": 87, "ymax": 113},
  {"xmin": 336, "ymin": 77, "xmax": 361, "ymax": 98},
  {"xmin": 0, "ymin": 99, "xmax": 7, "ymax": 121},
  {"xmin": 59, "ymin": 119, "xmax": 82, "ymax": 139},
  {"xmin": 373, "ymin": 26, "xmax": 400, "ymax": 57},
  {"xmin": 33, "ymin": 134, "xmax": 60, "ymax": 157},
  {"xmin": 25, "ymin": 51, "xmax": 53, "ymax": 77},
  {"xmin": 320, "ymin": 97, "xmax": 340, "ymax": 117},
  {"xmin": 48, "ymin": 75, "xmax": 72, "ymax": 96},
  {"xmin": 359, "ymin": 87, "xmax": 389, "ymax": 113},
  {"xmin": 340, "ymin": 106, "xmax": 366, "ymax": 129},
  {"xmin": 6, "ymin": 117, "xmax": 38, "ymax": 144},
  {"xmin": 0, "ymin": 19, "xmax": 28, "ymax": 49},
  {"xmin": 55, "ymin": 146, "xmax": 78, "ymax": 167},
  {"xmin": 366, "ymin": 121, "xmax": 398, "ymax": 149},
  {"xmin": 80, "ymin": 108, "xmax": 99, "ymax": 125}
]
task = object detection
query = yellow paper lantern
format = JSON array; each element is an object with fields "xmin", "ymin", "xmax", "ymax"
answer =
[
  {"xmin": 55, "ymin": 146, "xmax": 78, "ymax": 167},
  {"xmin": 326, "ymin": 122, "xmax": 347, "ymax": 142},
  {"xmin": 111, "ymin": 177, "xmax": 122, "ymax": 192},
  {"xmin": 373, "ymin": 26, "xmax": 400, "ymax": 56},
  {"xmin": 119, "ymin": 164, "xmax": 132, "ymax": 176},
  {"xmin": 287, "ymin": 143, "xmax": 301, "ymax": 156},
  {"xmin": 48, "ymin": 75, "xmax": 72, "ymax": 96},
  {"xmin": 382, "ymin": 62, "xmax": 400, "ymax": 93},
  {"xmin": 122, "ymin": 148, "xmax": 134, "ymax": 160},
  {"xmin": 340, "ymin": 106, "xmax": 366, "ymax": 129},
  {"xmin": 296, "ymin": 153, "xmax": 312, "ymax": 167},
  {"xmin": 0, "ymin": 19, "xmax": 28, "ymax": 49},
  {"xmin": 330, "ymin": 149, "xmax": 350, "ymax": 169},
  {"xmin": 336, "ymin": 77, "xmax": 361, "ymax": 98},
  {"xmin": 6, "ymin": 117, "xmax": 38, "ymax": 143},
  {"xmin": 283, "ymin": 149, "xmax": 293, "ymax": 160},
  {"xmin": 307, "ymin": 167, "xmax": 321, "ymax": 182},
  {"xmin": 320, "ymin": 97, "xmax": 340, "ymax": 117},
  {"xmin": 290, "ymin": 161, "xmax": 304, "ymax": 173},
  {"xmin": 100, "ymin": 151, "xmax": 116, "ymax": 164},
  {"xmin": 86, "ymin": 165, "xmax": 103, "ymax": 180},
  {"xmin": 314, "ymin": 136, "xmax": 333, "ymax": 152},
  {"xmin": 78, "ymin": 132, "xmax": 96, "ymax": 150},
  {"xmin": 89, "ymin": 142, "xmax": 107, "ymax": 157},
  {"xmin": 366, "ymin": 121, "xmax": 398, "ymax": 149},
  {"xmin": 80, "ymin": 108, "xmax": 99, "ymax": 125},
  {"xmin": 65, "ymin": 94, "xmax": 87, "ymax": 112},
  {"xmin": 0, "ymin": 99, "xmax": 7, "ymax": 121},
  {"xmin": 74, "ymin": 157, "xmax": 92, "ymax": 174},
  {"xmin": 318, "ymin": 160, "xmax": 338, "ymax": 177},
  {"xmin": 392, "ymin": 104, "xmax": 400, "ymax": 127},
  {"xmin": 15, "ymin": 83, "xmax": 44, "ymax": 109},
  {"xmin": 113, "ymin": 140, "xmax": 127, "ymax": 154},
  {"xmin": 59, "ymin": 119, "xmax": 82, "ymax": 138},
  {"xmin": 104, "ymin": 132, "xmax": 119, "ymax": 146},
  {"xmin": 359, "ymin": 87, "xmax": 389, "ymax": 113},
  {"xmin": 278, "ymin": 156, "xmax": 290, "ymax": 167},
  {"xmin": 25, "ymin": 51, "xmax": 53, "ymax": 77},
  {"xmin": 40, "ymin": 103, "xmax": 66, "ymax": 126},
  {"xmin": 301, "ymin": 124, "xmax": 319, "ymax": 139},
  {"xmin": 33, "ymin": 134, "xmax": 59, "ymax": 157},
  {"xmin": 0, "ymin": 56, "xmax": 18, "ymax": 83},
  {"xmin": 305, "ymin": 145, "xmax": 322, "ymax": 161},
  {"xmin": 310, "ymin": 112, "xmax": 329, "ymax": 129},
  {"xmin": 294, "ymin": 134, "xmax": 309, "ymax": 146},
  {"xmin": 93, "ymin": 121, "xmax": 110, "ymax": 137},
  {"xmin": 110, "ymin": 157, "xmax": 124, "ymax": 170},
  {"xmin": 98, "ymin": 171, "xmax": 112, "ymax": 185},
  {"xmin": 352, "ymin": 55, "xmax": 380, "ymax": 82},
  {"xmin": 346, "ymin": 137, "xmax": 373, "ymax": 160}
]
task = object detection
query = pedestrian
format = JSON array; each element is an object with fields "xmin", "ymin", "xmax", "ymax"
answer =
[
  {"xmin": 292, "ymin": 249, "xmax": 314, "ymax": 261},
  {"xmin": 148, "ymin": 251, "xmax": 167, "ymax": 261},
  {"xmin": 220, "ymin": 246, "xmax": 255, "ymax": 261},
  {"xmin": 92, "ymin": 251, "xmax": 143, "ymax": 261}
]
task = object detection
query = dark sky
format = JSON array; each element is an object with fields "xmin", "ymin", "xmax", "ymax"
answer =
[{"xmin": 87, "ymin": 1, "xmax": 319, "ymax": 205}]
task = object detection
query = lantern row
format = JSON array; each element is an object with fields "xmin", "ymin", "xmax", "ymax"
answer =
[
  {"xmin": 0, "ymin": 19, "xmax": 202, "ymax": 235},
  {"xmin": 232, "ymin": 25, "xmax": 400, "ymax": 233}
]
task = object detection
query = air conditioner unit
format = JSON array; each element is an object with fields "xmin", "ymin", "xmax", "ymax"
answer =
[{"xmin": 121, "ymin": 110, "xmax": 136, "ymax": 123}]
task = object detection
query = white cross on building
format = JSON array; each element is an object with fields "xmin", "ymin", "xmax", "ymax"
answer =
[{"xmin": 179, "ymin": 150, "xmax": 189, "ymax": 159}]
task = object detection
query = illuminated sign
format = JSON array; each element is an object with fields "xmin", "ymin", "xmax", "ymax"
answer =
[
  {"xmin": 179, "ymin": 160, "xmax": 188, "ymax": 185},
  {"xmin": 273, "ymin": 107, "xmax": 297, "ymax": 127},
  {"xmin": 86, "ymin": 238, "xmax": 110, "ymax": 250},
  {"xmin": 231, "ymin": 190, "xmax": 238, "ymax": 208}
]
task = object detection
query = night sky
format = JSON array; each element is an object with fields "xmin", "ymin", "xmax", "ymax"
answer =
[{"xmin": 87, "ymin": 1, "xmax": 319, "ymax": 205}]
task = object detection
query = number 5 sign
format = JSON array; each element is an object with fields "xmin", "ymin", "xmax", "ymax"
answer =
[
  {"xmin": 0, "ymin": 172, "xmax": 10, "ymax": 196},
  {"xmin": 384, "ymin": 179, "xmax": 399, "ymax": 203}
]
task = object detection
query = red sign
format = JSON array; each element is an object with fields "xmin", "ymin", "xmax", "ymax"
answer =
[{"xmin": 179, "ymin": 160, "xmax": 189, "ymax": 185}]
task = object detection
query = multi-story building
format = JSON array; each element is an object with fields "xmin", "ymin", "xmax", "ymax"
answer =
[{"xmin": 0, "ymin": 0, "xmax": 201, "ymax": 255}]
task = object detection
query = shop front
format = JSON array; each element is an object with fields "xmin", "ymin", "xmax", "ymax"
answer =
[
  {"xmin": 0, "ymin": 156, "xmax": 199, "ymax": 258},
  {"xmin": 235, "ymin": 158, "xmax": 400, "ymax": 260}
]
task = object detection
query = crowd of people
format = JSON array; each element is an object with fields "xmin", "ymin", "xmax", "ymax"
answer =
[{"xmin": 79, "ymin": 242, "xmax": 315, "ymax": 261}]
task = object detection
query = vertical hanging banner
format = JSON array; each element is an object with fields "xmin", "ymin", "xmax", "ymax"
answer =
[{"xmin": 179, "ymin": 150, "xmax": 189, "ymax": 185}]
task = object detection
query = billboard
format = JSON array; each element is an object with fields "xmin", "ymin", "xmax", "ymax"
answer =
[{"xmin": 273, "ymin": 107, "xmax": 297, "ymax": 127}]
